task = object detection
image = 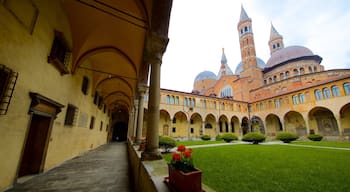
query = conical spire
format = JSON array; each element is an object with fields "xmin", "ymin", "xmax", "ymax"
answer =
[
  {"xmin": 270, "ymin": 23, "xmax": 283, "ymax": 41},
  {"xmin": 239, "ymin": 5, "xmax": 250, "ymax": 21},
  {"xmin": 221, "ymin": 48, "xmax": 227, "ymax": 64}
]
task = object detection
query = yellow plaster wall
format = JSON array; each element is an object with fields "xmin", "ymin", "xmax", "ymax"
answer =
[{"xmin": 0, "ymin": 1, "xmax": 109, "ymax": 190}]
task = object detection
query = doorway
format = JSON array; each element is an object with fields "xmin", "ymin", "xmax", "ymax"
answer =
[
  {"xmin": 112, "ymin": 122, "xmax": 128, "ymax": 142},
  {"xmin": 18, "ymin": 114, "xmax": 52, "ymax": 177}
]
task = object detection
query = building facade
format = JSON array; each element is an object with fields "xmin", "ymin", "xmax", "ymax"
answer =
[{"xmin": 147, "ymin": 6, "xmax": 350, "ymax": 141}]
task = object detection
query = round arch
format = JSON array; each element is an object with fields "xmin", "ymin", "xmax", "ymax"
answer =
[
  {"xmin": 284, "ymin": 111, "xmax": 306, "ymax": 136},
  {"xmin": 266, "ymin": 113, "xmax": 283, "ymax": 137},
  {"xmin": 251, "ymin": 116, "xmax": 265, "ymax": 134},
  {"xmin": 190, "ymin": 113, "xmax": 203, "ymax": 137},
  {"xmin": 309, "ymin": 107, "xmax": 339, "ymax": 136},
  {"xmin": 173, "ymin": 111, "xmax": 188, "ymax": 138},
  {"xmin": 231, "ymin": 116, "xmax": 240, "ymax": 135},
  {"xmin": 219, "ymin": 115, "xmax": 229, "ymax": 133},
  {"xmin": 205, "ymin": 114, "xmax": 216, "ymax": 137},
  {"xmin": 241, "ymin": 117, "xmax": 249, "ymax": 135},
  {"xmin": 340, "ymin": 103, "xmax": 350, "ymax": 136},
  {"xmin": 160, "ymin": 110, "xmax": 171, "ymax": 136}
]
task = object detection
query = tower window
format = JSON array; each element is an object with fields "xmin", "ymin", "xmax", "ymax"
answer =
[
  {"xmin": 273, "ymin": 44, "xmax": 276, "ymax": 49},
  {"xmin": 277, "ymin": 43, "xmax": 280, "ymax": 47},
  {"xmin": 244, "ymin": 26, "xmax": 248, "ymax": 32}
]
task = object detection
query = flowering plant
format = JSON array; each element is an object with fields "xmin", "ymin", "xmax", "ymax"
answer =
[{"xmin": 169, "ymin": 145, "xmax": 195, "ymax": 173}]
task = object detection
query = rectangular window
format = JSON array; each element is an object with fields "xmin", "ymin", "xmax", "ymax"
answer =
[
  {"xmin": 93, "ymin": 91, "xmax": 99, "ymax": 105},
  {"xmin": 81, "ymin": 76, "xmax": 89, "ymax": 95},
  {"xmin": 190, "ymin": 128, "xmax": 194, "ymax": 134},
  {"xmin": 292, "ymin": 95, "xmax": 299, "ymax": 104},
  {"xmin": 0, "ymin": 64, "xmax": 18, "ymax": 115},
  {"xmin": 47, "ymin": 30, "xmax": 71, "ymax": 75},
  {"xmin": 172, "ymin": 127, "xmax": 176, "ymax": 133},
  {"xmin": 64, "ymin": 104, "xmax": 78, "ymax": 126},
  {"xmin": 100, "ymin": 121, "xmax": 103, "ymax": 131},
  {"xmin": 90, "ymin": 116, "xmax": 95, "ymax": 129},
  {"xmin": 299, "ymin": 94, "xmax": 305, "ymax": 103}
]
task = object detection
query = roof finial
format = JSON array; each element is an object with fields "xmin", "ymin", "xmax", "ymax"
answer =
[{"xmin": 221, "ymin": 48, "xmax": 227, "ymax": 64}]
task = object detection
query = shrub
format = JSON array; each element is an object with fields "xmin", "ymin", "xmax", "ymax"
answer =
[
  {"xmin": 200, "ymin": 134, "xmax": 211, "ymax": 141},
  {"xmin": 242, "ymin": 132, "xmax": 266, "ymax": 144},
  {"xmin": 215, "ymin": 134, "xmax": 223, "ymax": 141},
  {"xmin": 221, "ymin": 133, "xmax": 238, "ymax": 143},
  {"xmin": 276, "ymin": 132, "xmax": 299, "ymax": 143},
  {"xmin": 159, "ymin": 136, "xmax": 176, "ymax": 152},
  {"xmin": 308, "ymin": 134, "xmax": 323, "ymax": 141}
]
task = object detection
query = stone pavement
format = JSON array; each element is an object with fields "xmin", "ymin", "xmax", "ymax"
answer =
[{"xmin": 6, "ymin": 142, "xmax": 131, "ymax": 192}]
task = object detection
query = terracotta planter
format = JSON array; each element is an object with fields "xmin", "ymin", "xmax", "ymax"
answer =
[{"xmin": 167, "ymin": 165, "xmax": 203, "ymax": 192}]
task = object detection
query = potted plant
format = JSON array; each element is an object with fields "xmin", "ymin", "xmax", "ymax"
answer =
[
  {"xmin": 165, "ymin": 145, "xmax": 203, "ymax": 192},
  {"xmin": 138, "ymin": 137, "xmax": 146, "ymax": 151}
]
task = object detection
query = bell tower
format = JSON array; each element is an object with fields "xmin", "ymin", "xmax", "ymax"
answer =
[
  {"xmin": 237, "ymin": 6, "xmax": 263, "ymax": 89},
  {"xmin": 269, "ymin": 23, "xmax": 284, "ymax": 55}
]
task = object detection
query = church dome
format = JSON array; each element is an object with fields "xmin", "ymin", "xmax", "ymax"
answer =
[
  {"xmin": 265, "ymin": 46, "xmax": 313, "ymax": 68},
  {"xmin": 194, "ymin": 71, "xmax": 217, "ymax": 82},
  {"xmin": 235, "ymin": 57, "xmax": 265, "ymax": 74}
]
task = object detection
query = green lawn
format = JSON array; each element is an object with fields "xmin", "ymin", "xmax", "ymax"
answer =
[
  {"xmin": 176, "ymin": 140, "xmax": 225, "ymax": 146},
  {"xmin": 164, "ymin": 144, "xmax": 350, "ymax": 192},
  {"xmin": 292, "ymin": 141, "xmax": 350, "ymax": 148}
]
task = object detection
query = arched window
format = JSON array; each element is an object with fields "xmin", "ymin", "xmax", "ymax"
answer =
[
  {"xmin": 331, "ymin": 86, "xmax": 340, "ymax": 97},
  {"xmin": 293, "ymin": 69, "xmax": 299, "ymax": 76},
  {"xmin": 274, "ymin": 99, "xmax": 280, "ymax": 108},
  {"xmin": 292, "ymin": 95, "xmax": 299, "ymax": 104},
  {"xmin": 264, "ymin": 79, "xmax": 267, "ymax": 85},
  {"xmin": 191, "ymin": 98, "xmax": 195, "ymax": 107},
  {"xmin": 170, "ymin": 96, "xmax": 175, "ymax": 104},
  {"xmin": 314, "ymin": 66, "xmax": 318, "ymax": 72},
  {"xmin": 166, "ymin": 95, "xmax": 170, "ymax": 104},
  {"xmin": 282, "ymin": 87, "xmax": 287, "ymax": 92},
  {"xmin": 300, "ymin": 68, "xmax": 305, "ymax": 75},
  {"xmin": 260, "ymin": 103, "xmax": 264, "ymax": 110},
  {"xmin": 323, "ymin": 88, "xmax": 331, "ymax": 99},
  {"xmin": 279, "ymin": 98, "xmax": 284, "ymax": 107},
  {"xmin": 299, "ymin": 94, "xmax": 305, "ymax": 103},
  {"xmin": 202, "ymin": 100, "xmax": 206, "ymax": 108},
  {"xmin": 285, "ymin": 71, "xmax": 290, "ymax": 78},
  {"xmin": 308, "ymin": 66, "xmax": 313, "ymax": 73},
  {"xmin": 273, "ymin": 76, "xmax": 277, "ymax": 82},
  {"xmin": 280, "ymin": 73, "xmax": 284, "ymax": 80},
  {"xmin": 314, "ymin": 89, "xmax": 322, "ymax": 100},
  {"xmin": 183, "ymin": 97, "xmax": 187, "ymax": 106},
  {"xmin": 269, "ymin": 77, "xmax": 273, "ymax": 83},
  {"xmin": 220, "ymin": 86, "xmax": 232, "ymax": 98},
  {"xmin": 344, "ymin": 83, "xmax": 350, "ymax": 95},
  {"xmin": 275, "ymin": 89, "xmax": 280, "ymax": 94},
  {"xmin": 175, "ymin": 96, "xmax": 179, "ymax": 105}
]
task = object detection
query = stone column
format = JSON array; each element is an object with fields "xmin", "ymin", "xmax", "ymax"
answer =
[
  {"xmin": 202, "ymin": 121, "xmax": 205, "ymax": 135},
  {"xmin": 135, "ymin": 85, "xmax": 147, "ymax": 144},
  {"xmin": 127, "ymin": 109, "xmax": 135, "ymax": 139},
  {"xmin": 133, "ymin": 99, "xmax": 139, "ymax": 137},
  {"xmin": 335, "ymin": 115, "xmax": 343, "ymax": 136},
  {"xmin": 141, "ymin": 33, "xmax": 169, "ymax": 161}
]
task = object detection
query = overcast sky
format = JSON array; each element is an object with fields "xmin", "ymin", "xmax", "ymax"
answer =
[{"xmin": 160, "ymin": 0, "xmax": 350, "ymax": 92}]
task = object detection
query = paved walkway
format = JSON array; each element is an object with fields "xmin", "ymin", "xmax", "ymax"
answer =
[{"xmin": 6, "ymin": 142, "xmax": 131, "ymax": 192}]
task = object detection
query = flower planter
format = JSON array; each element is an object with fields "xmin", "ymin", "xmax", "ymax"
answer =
[{"xmin": 166, "ymin": 164, "xmax": 203, "ymax": 192}]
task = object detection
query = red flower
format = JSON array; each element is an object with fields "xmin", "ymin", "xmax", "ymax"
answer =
[
  {"xmin": 177, "ymin": 145, "xmax": 186, "ymax": 152},
  {"xmin": 183, "ymin": 151, "xmax": 192, "ymax": 158},
  {"xmin": 172, "ymin": 153, "xmax": 181, "ymax": 161},
  {"xmin": 187, "ymin": 148, "xmax": 193, "ymax": 152}
]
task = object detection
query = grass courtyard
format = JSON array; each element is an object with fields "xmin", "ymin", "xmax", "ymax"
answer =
[{"xmin": 164, "ymin": 142, "xmax": 350, "ymax": 192}]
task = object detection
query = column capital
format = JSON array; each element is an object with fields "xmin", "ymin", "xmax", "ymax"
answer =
[
  {"xmin": 138, "ymin": 83, "xmax": 148, "ymax": 94},
  {"xmin": 143, "ymin": 32, "xmax": 169, "ymax": 65}
]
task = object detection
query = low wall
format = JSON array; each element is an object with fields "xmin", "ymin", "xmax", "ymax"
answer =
[{"xmin": 127, "ymin": 140, "xmax": 170, "ymax": 192}]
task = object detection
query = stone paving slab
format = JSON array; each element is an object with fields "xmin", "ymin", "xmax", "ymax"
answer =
[{"xmin": 6, "ymin": 143, "xmax": 131, "ymax": 192}]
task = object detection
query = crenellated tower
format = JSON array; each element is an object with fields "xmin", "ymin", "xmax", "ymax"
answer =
[
  {"xmin": 237, "ymin": 6, "xmax": 263, "ymax": 90},
  {"xmin": 269, "ymin": 23, "xmax": 284, "ymax": 55}
]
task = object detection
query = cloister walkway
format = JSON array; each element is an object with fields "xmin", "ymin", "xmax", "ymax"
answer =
[{"xmin": 6, "ymin": 142, "xmax": 131, "ymax": 192}]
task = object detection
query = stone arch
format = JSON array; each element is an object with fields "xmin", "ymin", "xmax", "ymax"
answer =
[
  {"xmin": 231, "ymin": 116, "xmax": 240, "ymax": 135},
  {"xmin": 340, "ymin": 103, "xmax": 350, "ymax": 136},
  {"xmin": 251, "ymin": 116, "xmax": 265, "ymax": 134},
  {"xmin": 284, "ymin": 111, "xmax": 306, "ymax": 135},
  {"xmin": 173, "ymin": 111, "xmax": 188, "ymax": 138},
  {"xmin": 266, "ymin": 113, "xmax": 283, "ymax": 137},
  {"xmin": 309, "ymin": 107, "xmax": 339, "ymax": 136},
  {"xmin": 219, "ymin": 115, "xmax": 229, "ymax": 133},
  {"xmin": 241, "ymin": 116, "xmax": 249, "ymax": 135},
  {"xmin": 160, "ymin": 110, "xmax": 171, "ymax": 136},
  {"xmin": 204, "ymin": 114, "xmax": 216, "ymax": 137},
  {"xmin": 190, "ymin": 113, "xmax": 203, "ymax": 137}
]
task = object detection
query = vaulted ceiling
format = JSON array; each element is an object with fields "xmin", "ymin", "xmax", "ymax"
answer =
[{"xmin": 63, "ymin": 0, "xmax": 156, "ymax": 113}]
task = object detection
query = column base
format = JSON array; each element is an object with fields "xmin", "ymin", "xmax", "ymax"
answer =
[{"xmin": 141, "ymin": 150, "xmax": 162, "ymax": 161}]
